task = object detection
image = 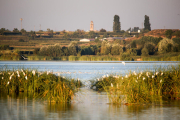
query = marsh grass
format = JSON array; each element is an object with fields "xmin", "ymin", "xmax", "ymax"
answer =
[
  {"xmin": 142, "ymin": 53, "xmax": 180, "ymax": 61},
  {"xmin": 26, "ymin": 55, "xmax": 120, "ymax": 61},
  {"xmin": 92, "ymin": 64, "xmax": 180, "ymax": 104},
  {"xmin": 0, "ymin": 69, "xmax": 82, "ymax": 103}
]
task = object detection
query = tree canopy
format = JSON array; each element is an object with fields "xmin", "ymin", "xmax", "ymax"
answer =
[
  {"xmin": 165, "ymin": 30, "xmax": 173, "ymax": 39},
  {"xmin": 144, "ymin": 15, "xmax": 151, "ymax": 31},
  {"xmin": 158, "ymin": 38, "xmax": 175, "ymax": 53},
  {"xmin": 113, "ymin": 15, "xmax": 121, "ymax": 33}
]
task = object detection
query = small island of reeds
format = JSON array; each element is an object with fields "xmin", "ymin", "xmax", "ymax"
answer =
[
  {"xmin": 0, "ymin": 69, "xmax": 82, "ymax": 103},
  {"xmin": 91, "ymin": 64, "xmax": 180, "ymax": 104}
]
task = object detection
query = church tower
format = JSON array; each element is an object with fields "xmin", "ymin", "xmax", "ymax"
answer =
[{"xmin": 90, "ymin": 21, "xmax": 94, "ymax": 31}]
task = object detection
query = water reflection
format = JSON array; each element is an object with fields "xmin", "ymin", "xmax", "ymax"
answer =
[
  {"xmin": 0, "ymin": 95, "xmax": 45, "ymax": 120},
  {"xmin": 1, "ymin": 89, "xmax": 180, "ymax": 120}
]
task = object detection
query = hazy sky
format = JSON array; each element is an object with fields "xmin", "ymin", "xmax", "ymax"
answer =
[{"xmin": 0, "ymin": 0, "xmax": 180, "ymax": 31}]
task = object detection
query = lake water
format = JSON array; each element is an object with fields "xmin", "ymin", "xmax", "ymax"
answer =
[{"xmin": 0, "ymin": 61, "xmax": 180, "ymax": 120}]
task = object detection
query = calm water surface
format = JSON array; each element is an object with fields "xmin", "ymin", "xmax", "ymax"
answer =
[
  {"xmin": 0, "ymin": 61, "xmax": 180, "ymax": 120},
  {"xmin": 0, "ymin": 61, "xmax": 178, "ymax": 81}
]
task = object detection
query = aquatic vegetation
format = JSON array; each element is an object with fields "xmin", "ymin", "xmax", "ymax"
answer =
[
  {"xmin": 0, "ymin": 69, "xmax": 82, "ymax": 103},
  {"xmin": 91, "ymin": 65, "xmax": 180, "ymax": 104}
]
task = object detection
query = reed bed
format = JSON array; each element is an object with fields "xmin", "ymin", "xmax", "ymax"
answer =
[
  {"xmin": 0, "ymin": 69, "xmax": 82, "ymax": 103},
  {"xmin": 0, "ymin": 54, "xmax": 21, "ymax": 60},
  {"xmin": 91, "ymin": 64, "xmax": 180, "ymax": 104},
  {"xmin": 27, "ymin": 55, "xmax": 120, "ymax": 61}
]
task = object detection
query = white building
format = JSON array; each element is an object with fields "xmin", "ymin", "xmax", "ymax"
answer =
[{"xmin": 80, "ymin": 39, "xmax": 90, "ymax": 42}]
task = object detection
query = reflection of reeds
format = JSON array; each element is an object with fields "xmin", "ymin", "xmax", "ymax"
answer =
[
  {"xmin": 0, "ymin": 69, "xmax": 82, "ymax": 103},
  {"xmin": 92, "ymin": 65, "xmax": 180, "ymax": 104}
]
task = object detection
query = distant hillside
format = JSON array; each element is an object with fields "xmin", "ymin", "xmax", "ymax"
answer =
[{"xmin": 144, "ymin": 29, "xmax": 179, "ymax": 38}]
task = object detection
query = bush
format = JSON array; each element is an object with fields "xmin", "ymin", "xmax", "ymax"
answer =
[
  {"xmin": 19, "ymin": 39, "xmax": 25, "ymax": 42},
  {"xmin": 120, "ymin": 53, "xmax": 133, "ymax": 61},
  {"xmin": 0, "ymin": 45, "xmax": 10, "ymax": 50},
  {"xmin": 33, "ymin": 48, "xmax": 40, "ymax": 55}
]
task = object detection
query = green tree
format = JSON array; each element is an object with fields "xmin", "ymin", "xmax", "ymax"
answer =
[
  {"xmin": 68, "ymin": 41, "xmax": 79, "ymax": 56},
  {"xmin": 130, "ymin": 40, "xmax": 136, "ymax": 48},
  {"xmin": 39, "ymin": 46, "xmax": 48, "ymax": 56},
  {"xmin": 33, "ymin": 48, "xmax": 40, "ymax": 55},
  {"xmin": 100, "ymin": 28, "xmax": 106, "ymax": 32},
  {"xmin": 113, "ymin": 15, "xmax": 121, "ymax": 32},
  {"xmin": 101, "ymin": 41, "xmax": 112, "ymax": 55},
  {"xmin": 158, "ymin": 38, "xmax": 175, "ymax": 53},
  {"xmin": 0, "ymin": 45, "xmax": 10, "ymax": 50},
  {"xmin": 20, "ymin": 29, "xmax": 26, "ymax": 33},
  {"xmin": 88, "ymin": 31, "xmax": 96, "ymax": 38},
  {"xmin": 19, "ymin": 39, "xmax": 24, "ymax": 42},
  {"xmin": 62, "ymin": 47, "xmax": 69, "ymax": 56},
  {"xmin": 81, "ymin": 46, "xmax": 94, "ymax": 55},
  {"xmin": 72, "ymin": 31, "xmax": 79, "ymax": 38},
  {"xmin": 120, "ymin": 53, "xmax": 133, "ymax": 61},
  {"xmin": 29, "ymin": 31, "xmax": 36, "ymax": 39},
  {"xmin": 129, "ymin": 48, "xmax": 137, "ymax": 56},
  {"xmin": 63, "ymin": 33, "xmax": 70, "ymax": 40},
  {"xmin": 174, "ymin": 30, "xmax": 180, "ymax": 38},
  {"xmin": 173, "ymin": 37, "xmax": 180, "ymax": 44},
  {"xmin": 13, "ymin": 28, "xmax": 19, "ymax": 33},
  {"xmin": 111, "ymin": 44, "xmax": 123, "ymax": 55},
  {"xmin": 165, "ymin": 30, "xmax": 173, "ymax": 39},
  {"xmin": 0, "ymin": 28, "xmax": 6, "ymax": 35},
  {"xmin": 144, "ymin": 42, "xmax": 156, "ymax": 55},
  {"xmin": 141, "ymin": 47, "xmax": 149, "ymax": 56},
  {"xmin": 39, "ymin": 44, "xmax": 63, "ymax": 57},
  {"xmin": 103, "ymin": 33, "xmax": 108, "ymax": 38},
  {"xmin": 20, "ymin": 29, "xmax": 27, "ymax": 36},
  {"xmin": 144, "ymin": 15, "xmax": 151, "ymax": 31},
  {"xmin": 172, "ymin": 37, "xmax": 180, "ymax": 52}
]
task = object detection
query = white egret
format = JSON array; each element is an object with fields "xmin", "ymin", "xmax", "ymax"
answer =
[{"xmin": 122, "ymin": 61, "xmax": 125, "ymax": 66}]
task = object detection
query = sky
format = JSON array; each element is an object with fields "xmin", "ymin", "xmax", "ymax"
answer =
[{"xmin": 0, "ymin": 0, "xmax": 180, "ymax": 32}]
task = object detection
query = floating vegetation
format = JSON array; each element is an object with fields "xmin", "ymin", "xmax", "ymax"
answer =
[
  {"xmin": 0, "ymin": 69, "xmax": 82, "ymax": 103},
  {"xmin": 91, "ymin": 64, "xmax": 180, "ymax": 104}
]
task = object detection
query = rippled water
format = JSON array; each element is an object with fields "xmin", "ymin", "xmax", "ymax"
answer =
[{"xmin": 0, "ymin": 61, "xmax": 180, "ymax": 120}]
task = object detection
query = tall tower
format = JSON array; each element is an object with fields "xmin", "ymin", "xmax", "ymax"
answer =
[
  {"xmin": 20, "ymin": 18, "xmax": 23, "ymax": 30},
  {"xmin": 90, "ymin": 21, "xmax": 94, "ymax": 31}
]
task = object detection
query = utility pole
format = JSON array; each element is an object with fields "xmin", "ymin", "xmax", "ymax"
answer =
[
  {"xmin": 40, "ymin": 24, "xmax": 41, "ymax": 30},
  {"xmin": 20, "ymin": 18, "xmax": 23, "ymax": 30}
]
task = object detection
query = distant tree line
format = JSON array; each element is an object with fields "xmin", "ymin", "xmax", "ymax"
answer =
[{"xmin": 35, "ymin": 33, "xmax": 180, "ymax": 60}]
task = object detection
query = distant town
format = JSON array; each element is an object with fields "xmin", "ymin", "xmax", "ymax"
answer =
[{"xmin": 0, "ymin": 15, "xmax": 180, "ymax": 61}]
